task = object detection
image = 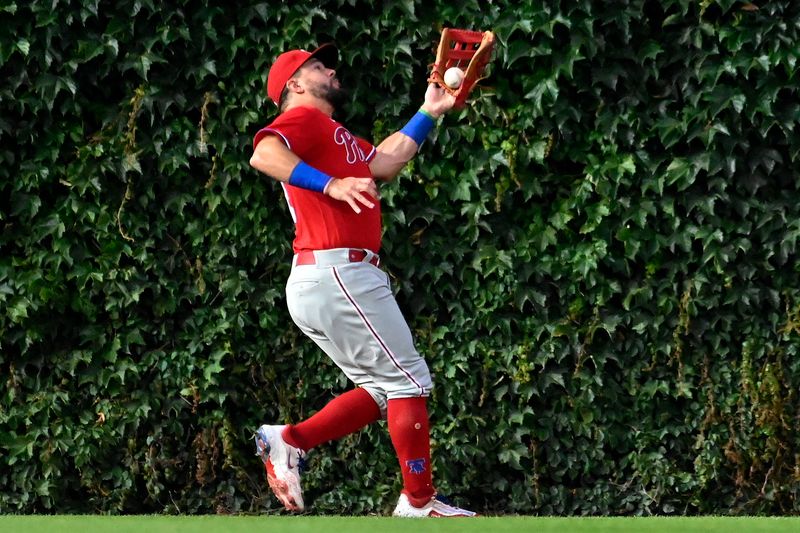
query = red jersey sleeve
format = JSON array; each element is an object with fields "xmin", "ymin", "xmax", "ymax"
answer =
[
  {"xmin": 252, "ymin": 107, "xmax": 318, "ymax": 156},
  {"xmin": 357, "ymin": 136, "xmax": 377, "ymax": 163}
]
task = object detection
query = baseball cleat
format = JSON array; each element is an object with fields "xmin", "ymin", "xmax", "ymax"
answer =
[
  {"xmin": 254, "ymin": 424, "xmax": 306, "ymax": 511},
  {"xmin": 392, "ymin": 493, "xmax": 478, "ymax": 518}
]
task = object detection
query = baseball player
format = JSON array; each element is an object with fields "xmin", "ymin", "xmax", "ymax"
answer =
[{"xmin": 249, "ymin": 42, "xmax": 475, "ymax": 518}]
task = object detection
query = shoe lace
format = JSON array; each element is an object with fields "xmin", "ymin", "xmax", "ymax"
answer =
[
  {"xmin": 434, "ymin": 494, "xmax": 454, "ymax": 506},
  {"xmin": 432, "ymin": 494, "xmax": 473, "ymax": 515}
]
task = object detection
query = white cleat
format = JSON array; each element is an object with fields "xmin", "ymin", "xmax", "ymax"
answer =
[
  {"xmin": 254, "ymin": 424, "xmax": 306, "ymax": 511},
  {"xmin": 393, "ymin": 493, "xmax": 478, "ymax": 518}
]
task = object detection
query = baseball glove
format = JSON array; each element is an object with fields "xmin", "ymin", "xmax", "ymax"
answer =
[{"xmin": 428, "ymin": 28, "xmax": 495, "ymax": 109}]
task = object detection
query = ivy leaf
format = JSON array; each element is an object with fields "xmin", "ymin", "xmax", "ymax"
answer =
[{"xmin": 16, "ymin": 38, "xmax": 30, "ymax": 56}]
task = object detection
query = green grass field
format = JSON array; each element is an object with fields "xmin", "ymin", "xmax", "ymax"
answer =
[{"xmin": 1, "ymin": 515, "xmax": 799, "ymax": 533}]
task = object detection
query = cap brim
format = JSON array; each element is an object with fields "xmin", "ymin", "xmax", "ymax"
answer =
[{"xmin": 308, "ymin": 43, "xmax": 338, "ymax": 69}]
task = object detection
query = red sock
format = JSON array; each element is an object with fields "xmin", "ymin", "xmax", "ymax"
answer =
[
  {"xmin": 282, "ymin": 388, "xmax": 381, "ymax": 451},
  {"xmin": 387, "ymin": 397, "xmax": 434, "ymax": 507}
]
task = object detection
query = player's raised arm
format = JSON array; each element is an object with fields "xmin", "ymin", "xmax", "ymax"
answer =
[
  {"xmin": 369, "ymin": 84, "xmax": 455, "ymax": 181},
  {"xmin": 369, "ymin": 30, "xmax": 494, "ymax": 181}
]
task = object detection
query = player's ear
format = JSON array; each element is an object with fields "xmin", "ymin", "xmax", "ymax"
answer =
[{"xmin": 286, "ymin": 76, "xmax": 304, "ymax": 95}]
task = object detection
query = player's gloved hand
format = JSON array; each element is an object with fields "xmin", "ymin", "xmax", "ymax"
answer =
[
  {"xmin": 421, "ymin": 83, "xmax": 456, "ymax": 118},
  {"xmin": 325, "ymin": 177, "xmax": 379, "ymax": 214}
]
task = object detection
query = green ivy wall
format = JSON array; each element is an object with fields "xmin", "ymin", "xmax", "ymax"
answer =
[{"xmin": 1, "ymin": 0, "xmax": 798, "ymax": 516}]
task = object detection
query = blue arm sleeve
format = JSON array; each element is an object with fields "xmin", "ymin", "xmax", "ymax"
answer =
[
  {"xmin": 399, "ymin": 110, "xmax": 436, "ymax": 146},
  {"xmin": 288, "ymin": 161, "xmax": 333, "ymax": 193}
]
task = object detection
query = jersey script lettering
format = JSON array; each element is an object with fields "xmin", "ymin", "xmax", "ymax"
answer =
[{"xmin": 333, "ymin": 127, "xmax": 366, "ymax": 164}]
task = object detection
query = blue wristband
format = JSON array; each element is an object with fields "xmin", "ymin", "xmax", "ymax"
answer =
[
  {"xmin": 400, "ymin": 110, "xmax": 436, "ymax": 146},
  {"xmin": 288, "ymin": 161, "xmax": 333, "ymax": 193}
]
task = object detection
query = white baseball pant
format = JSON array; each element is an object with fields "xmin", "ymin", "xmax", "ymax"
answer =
[{"xmin": 284, "ymin": 248, "xmax": 433, "ymax": 417}]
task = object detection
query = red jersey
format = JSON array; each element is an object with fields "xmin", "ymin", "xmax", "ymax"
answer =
[{"xmin": 253, "ymin": 106, "xmax": 381, "ymax": 253}]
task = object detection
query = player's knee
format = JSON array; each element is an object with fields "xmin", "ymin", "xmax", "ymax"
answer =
[
  {"xmin": 361, "ymin": 386, "xmax": 388, "ymax": 419},
  {"xmin": 386, "ymin": 367, "xmax": 433, "ymax": 399}
]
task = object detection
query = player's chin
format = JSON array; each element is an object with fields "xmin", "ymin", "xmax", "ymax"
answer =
[{"xmin": 325, "ymin": 86, "xmax": 349, "ymax": 111}]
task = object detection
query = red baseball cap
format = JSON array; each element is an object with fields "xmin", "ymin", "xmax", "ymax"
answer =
[{"xmin": 266, "ymin": 43, "xmax": 338, "ymax": 105}]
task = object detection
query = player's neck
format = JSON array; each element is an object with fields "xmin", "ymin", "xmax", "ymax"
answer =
[{"xmin": 285, "ymin": 96, "xmax": 334, "ymax": 117}]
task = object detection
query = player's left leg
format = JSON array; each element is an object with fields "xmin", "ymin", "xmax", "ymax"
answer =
[
  {"xmin": 327, "ymin": 262, "xmax": 476, "ymax": 516},
  {"xmin": 387, "ymin": 396, "xmax": 434, "ymax": 506},
  {"xmin": 385, "ymin": 396, "xmax": 475, "ymax": 517}
]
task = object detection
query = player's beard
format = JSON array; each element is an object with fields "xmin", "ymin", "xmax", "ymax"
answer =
[{"xmin": 310, "ymin": 80, "xmax": 348, "ymax": 114}]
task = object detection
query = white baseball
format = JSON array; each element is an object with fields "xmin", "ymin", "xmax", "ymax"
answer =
[{"xmin": 443, "ymin": 67, "xmax": 464, "ymax": 89}]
